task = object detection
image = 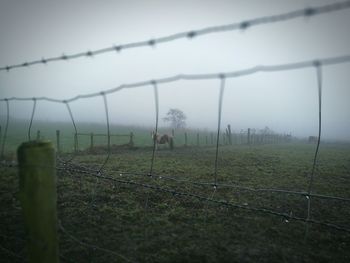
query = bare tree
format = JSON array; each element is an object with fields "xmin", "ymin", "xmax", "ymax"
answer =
[{"xmin": 163, "ymin": 108, "xmax": 187, "ymax": 129}]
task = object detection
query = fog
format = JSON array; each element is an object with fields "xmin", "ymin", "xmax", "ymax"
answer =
[{"xmin": 1, "ymin": 0, "xmax": 350, "ymax": 140}]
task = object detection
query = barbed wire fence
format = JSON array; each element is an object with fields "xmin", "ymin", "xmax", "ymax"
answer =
[{"xmin": 1, "ymin": 1, "xmax": 350, "ymax": 262}]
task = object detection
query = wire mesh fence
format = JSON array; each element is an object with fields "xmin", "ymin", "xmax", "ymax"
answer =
[{"xmin": 1, "ymin": 1, "xmax": 350, "ymax": 262}]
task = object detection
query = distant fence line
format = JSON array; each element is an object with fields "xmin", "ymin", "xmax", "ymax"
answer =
[{"xmin": 24, "ymin": 126, "xmax": 292, "ymax": 154}]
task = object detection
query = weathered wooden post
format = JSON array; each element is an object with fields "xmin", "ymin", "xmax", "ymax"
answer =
[
  {"xmin": 129, "ymin": 132, "xmax": 134, "ymax": 146},
  {"xmin": 56, "ymin": 130, "xmax": 60, "ymax": 153},
  {"xmin": 90, "ymin": 133, "xmax": 94, "ymax": 150},
  {"xmin": 17, "ymin": 141, "xmax": 59, "ymax": 263},
  {"xmin": 247, "ymin": 128, "xmax": 251, "ymax": 145},
  {"xmin": 36, "ymin": 130, "xmax": 41, "ymax": 140},
  {"xmin": 184, "ymin": 132, "xmax": 188, "ymax": 147},
  {"xmin": 227, "ymin": 124, "xmax": 232, "ymax": 145}
]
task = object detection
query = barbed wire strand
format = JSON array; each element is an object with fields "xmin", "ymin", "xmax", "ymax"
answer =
[
  {"xmin": 214, "ymin": 76, "xmax": 225, "ymax": 187},
  {"xmin": 98, "ymin": 166, "xmax": 350, "ymax": 202},
  {"xmin": 63, "ymin": 166, "xmax": 350, "ymax": 233},
  {"xmin": 1, "ymin": 1, "xmax": 350, "ymax": 72},
  {"xmin": 98, "ymin": 93, "xmax": 111, "ymax": 172},
  {"xmin": 0, "ymin": 100, "xmax": 9, "ymax": 159},
  {"xmin": 3, "ymin": 159, "xmax": 350, "ymax": 203},
  {"xmin": 66, "ymin": 161, "xmax": 350, "ymax": 202},
  {"xmin": 1, "ymin": 55, "xmax": 349, "ymax": 104},
  {"xmin": 28, "ymin": 98, "xmax": 37, "ymax": 141},
  {"xmin": 149, "ymin": 82, "xmax": 159, "ymax": 176}
]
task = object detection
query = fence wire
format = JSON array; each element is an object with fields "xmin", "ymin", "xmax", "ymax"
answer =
[
  {"xmin": 1, "ymin": 0, "xmax": 350, "ymax": 72},
  {"xmin": 1, "ymin": 2, "xmax": 350, "ymax": 261}
]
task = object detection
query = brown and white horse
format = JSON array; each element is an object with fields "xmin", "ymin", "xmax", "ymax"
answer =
[{"xmin": 151, "ymin": 131, "xmax": 174, "ymax": 150}]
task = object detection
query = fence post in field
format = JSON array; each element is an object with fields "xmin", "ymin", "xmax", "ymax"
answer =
[
  {"xmin": 129, "ymin": 132, "xmax": 134, "ymax": 147},
  {"xmin": 247, "ymin": 128, "xmax": 251, "ymax": 145},
  {"xmin": 227, "ymin": 124, "xmax": 232, "ymax": 145},
  {"xmin": 36, "ymin": 130, "xmax": 41, "ymax": 140},
  {"xmin": 55, "ymin": 130, "xmax": 60, "ymax": 153},
  {"xmin": 184, "ymin": 132, "xmax": 188, "ymax": 147},
  {"xmin": 17, "ymin": 141, "xmax": 59, "ymax": 263},
  {"xmin": 197, "ymin": 133, "xmax": 200, "ymax": 146},
  {"xmin": 90, "ymin": 133, "xmax": 94, "ymax": 150},
  {"xmin": 74, "ymin": 133, "xmax": 78, "ymax": 152}
]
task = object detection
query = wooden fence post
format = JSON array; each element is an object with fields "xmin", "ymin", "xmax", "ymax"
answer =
[
  {"xmin": 56, "ymin": 130, "xmax": 60, "ymax": 153},
  {"xmin": 184, "ymin": 132, "xmax": 188, "ymax": 147},
  {"xmin": 36, "ymin": 130, "xmax": 41, "ymax": 140},
  {"xmin": 247, "ymin": 128, "xmax": 251, "ymax": 145},
  {"xmin": 90, "ymin": 133, "xmax": 94, "ymax": 150},
  {"xmin": 129, "ymin": 132, "xmax": 134, "ymax": 146},
  {"xmin": 227, "ymin": 124, "xmax": 232, "ymax": 145},
  {"xmin": 17, "ymin": 141, "xmax": 59, "ymax": 263}
]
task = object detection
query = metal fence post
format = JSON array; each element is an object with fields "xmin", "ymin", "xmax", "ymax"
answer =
[{"xmin": 17, "ymin": 141, "xmax": 59, "ymax": 263}]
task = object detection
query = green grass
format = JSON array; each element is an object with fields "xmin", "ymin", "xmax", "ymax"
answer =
[
  {"xmin": 1, "ymin": 118, "xmax": 226, "ymax": 155},
  {"xmin": 1, "ymin": 142, "xmax": 350, "ymax": 262}
]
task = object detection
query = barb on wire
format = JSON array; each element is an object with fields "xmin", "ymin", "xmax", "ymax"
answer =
[
  {"xmin": 98, "ymin": 92, "xmax": 111, "ymax": 172},
  {"xmin": 214, "ymin": 76, "xmax": 225, "ymax": 186},
  {"xmin": 0, "ymin": 100, "xmax": 10, "ymax": 159},
  {"xmin": 1, "ymin": 1, "xmax": 350, "ymax": 72},
  {"xmin": 1, "ymin": 54, "xmax": 350, "ymax": 104},
  {"xmin": 150, "ymin": 81, "xmax": 159, "ymax": 176},
  {"xmin": 28, "ymin": 98, "xmax": 37, "ymax": 141}
]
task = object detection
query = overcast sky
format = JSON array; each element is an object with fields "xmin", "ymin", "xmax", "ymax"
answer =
[{"xmin": 0, "ymin": 0, "xmax": 350, "ymax": 139}]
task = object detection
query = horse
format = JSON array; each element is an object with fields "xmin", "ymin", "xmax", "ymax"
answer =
[
  {"xmin": 308, "ymin": 136, "xmax": 318, "ymax": 143},
  {"xmin": 151, "ymin": 131, "xmax": 174, "ymax": 150}
]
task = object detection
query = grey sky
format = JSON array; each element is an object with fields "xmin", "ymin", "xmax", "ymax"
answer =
[{"xmin": 0, "ymin": 0, "xmax": 350, "ymax": 139}]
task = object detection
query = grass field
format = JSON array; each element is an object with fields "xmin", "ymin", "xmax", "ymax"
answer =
[
  {"xmin": 1, "ymin": 118, "xmax": 231, "ymax": 155},
  {"xmin": 1, "ymin": 138, "xmax": 350, "ymax": 262}
]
